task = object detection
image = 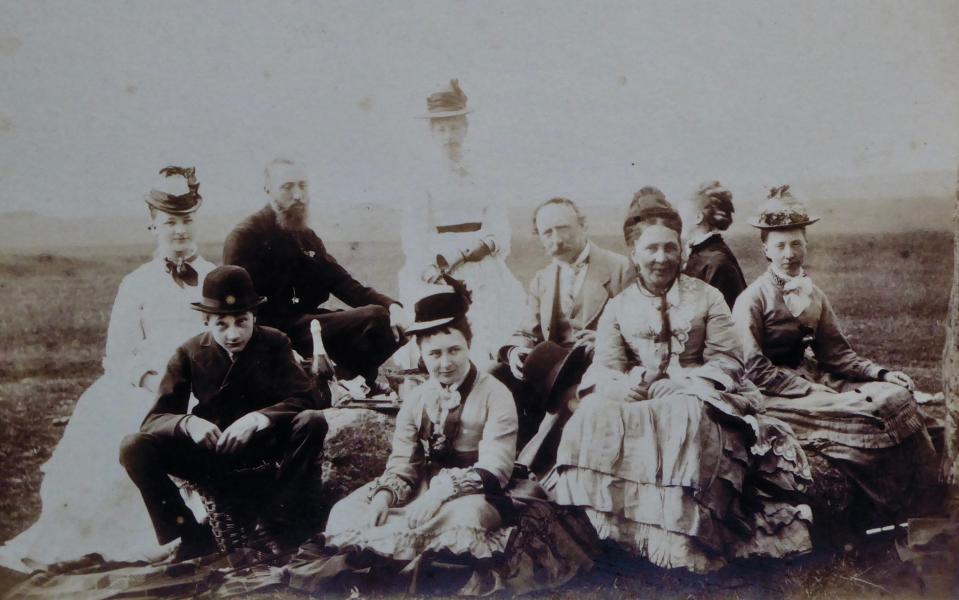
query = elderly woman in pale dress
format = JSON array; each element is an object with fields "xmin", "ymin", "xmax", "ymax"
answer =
[
  {"xmin": 731, "ymin": 186, "xmax": 938, "ymax": 526},
  {"xmin": 0, "ymin": 167, "xmax": 215, "ymax": 571},
  {"xmin": 544, "ymin": 189, "xmax": 813, "ymax": 573},
  {"xmin": 397, "ymin": 80, "xmax": 524, "ymax": 370}
]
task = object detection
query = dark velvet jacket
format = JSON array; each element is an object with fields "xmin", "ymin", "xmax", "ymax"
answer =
[
  {"xmin": 222, "ymin": 206, "xmax": 397, "ymax": 333},
  {"xmin": 141, "ymin": 326, "xmax": 314, "ymax": 437},
  {"xmin": 684, "ymin": 233, "xmax": 747, "ymax": 309}
]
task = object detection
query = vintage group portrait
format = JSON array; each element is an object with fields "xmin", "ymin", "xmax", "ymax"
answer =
[{"xmin": 1, "ymin": 1, "xmax": 957, "ymax": 598}]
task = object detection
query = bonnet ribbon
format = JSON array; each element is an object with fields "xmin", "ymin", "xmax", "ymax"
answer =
[
  {"xmin": 773, "ymin": 268, "xmax": 813, "ymax": 317},
  {"xmin": 164, "ymin": 254, "xmax": 199, "ymax": 288}
]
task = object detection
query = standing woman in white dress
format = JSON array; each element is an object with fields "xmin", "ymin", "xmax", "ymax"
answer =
[
  {"xmin": 0, "ymin": 167, "xmax": 216, "ymax": 571},
  {"xmin": 398, "ymin": 79, "xmax": 525, "ymax": 370}
]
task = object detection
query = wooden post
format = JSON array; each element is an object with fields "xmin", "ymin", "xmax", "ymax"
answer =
[
  {"xmin": 899, "ymin": 164, "xmax": 959, "ymax": 597},
  {"xmin": 944, "ymin": 162, "xmax": 959, "ymax": 502}
]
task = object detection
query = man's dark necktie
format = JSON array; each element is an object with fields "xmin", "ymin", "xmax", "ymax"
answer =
[{"xmin": 547, "ymin": 265, "xmax": 564, "ymax": 343}]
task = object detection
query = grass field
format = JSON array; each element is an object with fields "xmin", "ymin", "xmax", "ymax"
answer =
[{"xmin": 0, "ymin": 229, "xmax": 952, "ymax": 598}]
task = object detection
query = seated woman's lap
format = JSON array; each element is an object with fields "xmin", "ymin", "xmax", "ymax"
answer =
[
  {"xmin": 325, "ymin": 482, "xmax": 502, "ymax": 537},
  {"xmin": 558, "ymin": 392, "xmax": 727, "ymax": 486}
]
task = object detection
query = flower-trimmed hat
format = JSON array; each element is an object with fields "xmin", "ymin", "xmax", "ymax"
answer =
[
  {"xmin": 145, "ymin": 166, "xmax": 202, "ymax": 215},
  {"xmin": 405, "ymin": 275, "xmax": 473, "ymax": 335},
  {"xmin": 421, "ymin": 79, "xmax": 473, "ymax": 119},
  {"xmin": 190, "ymin": 265, "xmax": 266, "ymax": 315},
  {"xmin": 748, "ymin": 185, "xmax": 820, "ymax": 230}
]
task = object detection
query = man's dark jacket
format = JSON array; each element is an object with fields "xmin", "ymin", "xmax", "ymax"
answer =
[
  {"xmin": 142, "ymin": 326, "xmax": 314, "ymax": 437},
  {"xmin": 222, "ymin": 206, "xmax": 397, "ymax": 333},
  {"xmin": 684, "ymin": 233, "xmax": 747, "ymax": 309}
]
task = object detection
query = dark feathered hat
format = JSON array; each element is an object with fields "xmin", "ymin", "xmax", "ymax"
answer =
[
  {"xmin": 405, "ymin": 275, "xmax": 473, "ymax": 334},
  {"xmin": 421, "ymin": 79, "xmax": 473, "ymax": 119},
  {"xmin": 145, "ymin": 166, "xmax": 202, "ymax": 215}
]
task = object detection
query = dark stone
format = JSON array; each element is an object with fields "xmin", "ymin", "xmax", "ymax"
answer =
[
  {"xmin": 318, "ymin": 408, "xmax": 395, "ymax": 508},
  {"xmin": 802, "ymin": 448, "xmax": 858, "ymax": 546}
]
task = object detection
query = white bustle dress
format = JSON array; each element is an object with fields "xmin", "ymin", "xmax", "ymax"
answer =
[
  {"xmin": 397, "ymin": 186, "xmax": 524, "ymax": 370},
  {"xmin": 0, "ymin": 254, "xmax": 215, "ymax": 571}
]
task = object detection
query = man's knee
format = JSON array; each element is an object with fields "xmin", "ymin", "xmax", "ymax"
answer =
[
  {"xmin": 291, "ymin": 409, "xmax": 328, "ymax": 440},
  {"xmin": 357, "ymin": 304, "xmax": 390, "ymax": 329},
  {"xmin": 119, "ymin": 432, "xmax": 154, "ymax": 472}
]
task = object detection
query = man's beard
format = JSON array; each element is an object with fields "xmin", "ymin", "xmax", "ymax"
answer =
[{"xmin": 275, "ymin": 203, "xmax": 309, "ymax": 231}]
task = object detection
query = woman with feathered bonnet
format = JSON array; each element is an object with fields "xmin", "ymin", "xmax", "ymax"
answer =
[
  {"xmin": 397, "ymin": 79, "xmax": 525, "ymax": 370},
  {"xmin": 0, "ymin": 167, "xmax": 215, "ymax": 570}
]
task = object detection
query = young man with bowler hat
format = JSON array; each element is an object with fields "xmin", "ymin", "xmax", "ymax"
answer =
[{"xmin": 119, "ymin": 265, "xmax": 328, "ymax": 559}]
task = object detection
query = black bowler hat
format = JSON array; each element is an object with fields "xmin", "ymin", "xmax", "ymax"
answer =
[
  {"xmin": 145, "ymin": 166, "xmax": 202, "ymax": 215},
  {"xmin": 405, "ymin": 275, "xmax": 472, "ymax": 335},
  {"xmin": 190, "ymin": 265, "xmax": 266, "ymax": 315},
  {"xmin": 522, "ymin": 342, "xmax": 588, "ymax": 414}
]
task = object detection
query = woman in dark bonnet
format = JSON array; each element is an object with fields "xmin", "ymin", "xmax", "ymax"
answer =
[
  {"xmin": 322, "ymin": 277, "xmax": 594, "ymax": 594},
  {"xmin": 0, "ymin": 167, "xmax": 215, "ymax": 570}
]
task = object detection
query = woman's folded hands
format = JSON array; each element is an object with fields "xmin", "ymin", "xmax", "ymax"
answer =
[
  {"xmin": 647, "ymin": 378, "xmax": 686, "ymax": 398},
  {"xmin": 406, "ymin": 484, "xmax": 450, "ymax": 529},
  {"xmin": 599, "ymin": 378, "xmax": 649, "ymax": 402}
]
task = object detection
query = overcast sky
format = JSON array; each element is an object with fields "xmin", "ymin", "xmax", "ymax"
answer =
[{"xmin": 1, "ymin": 0, "xmax": 957, "ymax": 218}]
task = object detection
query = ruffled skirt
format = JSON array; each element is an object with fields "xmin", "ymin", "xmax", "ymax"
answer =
[
  {"xmin": 762, "ymin": 379, "xmax": 938, "ymax": 519},
  {"xmin": 319, "ymin": 478, "xmax": 598, "ymax": 595},
  {"xmin": 325, "ymin": 481, "xmax": 512, "ymax": 560},
  {"xmin": 543, "ymin": 390, "xmax": 813, "ymax": 572}
]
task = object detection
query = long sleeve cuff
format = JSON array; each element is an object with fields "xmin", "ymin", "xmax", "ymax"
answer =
[
  {"xmin": 687, "ymin": 366, "xmax": 735, "ymax": 392},
  {"xmin": 369, "ymin": 472, "xmax": 416, "ymax": 507},
  {"xmin": 428, "ymin": 468, "xmax": 485, "ymax": 502},
  {"xmin": 176, "ymin": 415, "xmax": 193, "ymax": 437},
  {"xmin": 765, "ymin": 372, "xmax": 811, "ymax": 398}
]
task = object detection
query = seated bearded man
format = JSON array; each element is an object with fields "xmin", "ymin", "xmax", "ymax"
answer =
[{"xmin": 223, "ymin": 159, "xmax": 409, "ymax": 391}]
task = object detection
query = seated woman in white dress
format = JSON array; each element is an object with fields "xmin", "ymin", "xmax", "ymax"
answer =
[
  {"xmin": 0, "ymin": 167, "xmax": 216, "ymax": 571},
  {"xmin": 731, "ymin": 186, "xmax": 938, "ymax": 527},
  {"xmin": 544, "ymin": 189, "xmax": 813, "ymax": 573},
  {"xmin": 397, "ymin": 80, "xmax": 524, "ymax": 369}
]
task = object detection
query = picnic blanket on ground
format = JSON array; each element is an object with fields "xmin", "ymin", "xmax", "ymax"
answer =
[{"xmin": 4, "ymin": 502, "xmax": 599, "ymax": 599}]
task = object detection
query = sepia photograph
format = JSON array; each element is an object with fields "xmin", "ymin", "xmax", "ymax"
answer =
[{"xmin": 1, "ymin": 1, "xmax": 958, "ymax": 598}]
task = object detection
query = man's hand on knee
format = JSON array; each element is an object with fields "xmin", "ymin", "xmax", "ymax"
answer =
[
  {"xmin": 183, "ymin": 416, "xmax": 222, "ymax": 451},
  {"xmin": 388, "ymin": 303, "xmax": 410, "ymax": 342},
  {"xmin": 216, "ymin": 412, "xmax": 270, "ymax": 455}
]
